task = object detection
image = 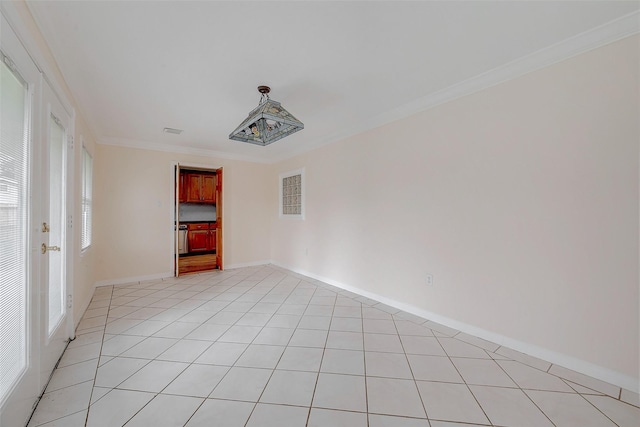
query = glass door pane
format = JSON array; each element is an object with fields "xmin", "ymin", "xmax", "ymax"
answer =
[
  {"xmin": 0, "ymin": 54, "xmax": 29, "ymax": 404},
  {"xmin": 47, "ymin": 114, "xmax": 65, "ymax": 334}
]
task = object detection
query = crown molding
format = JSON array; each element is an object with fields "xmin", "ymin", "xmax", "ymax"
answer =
[
  {"xmin": 14, "ymin": 0, "xmax": 639, "ymax": 166},
  {"xmin": 97, "ymin": 136, "xmax": 272, "ymax": 164},
  {"xmin": 273, "ymin": 10, "xmax": 640, "ymax": 163}
]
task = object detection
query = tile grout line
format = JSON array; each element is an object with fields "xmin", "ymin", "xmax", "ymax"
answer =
[
  {"xmin": 29, "ymin": 265, "xmax": 638, "ymax": 426},
  {"xmin": 83, "ymin": 285, "xmax": 114, "ymax": 426},
  {"xmin": 281, "ymin": 281, "xmax": 328, "ymax": 427},
  {"xmin": 390, "ymin": 313, "xmax": 431, "ymax": 425},
  {"xmin": 189, "ymin": 269, "xmax": 310, "ymax": 426},
  {"xmin": 224, "ymin": 272, "xmax": 297, "ymax": 427},
  {"xmin": 113, "ymin": 271, "xmax": 235, "ymax": 427},
  {"xmin": 360, "ymin": 299, "xmax": 371, "ymax": 427},
  {"xmin": 573, "ymin": 391, "xmax": 625, "ymax": 427},
  {"xmin": 87, "ymin": 268, "xmax": 247, "ymax": 425},
  {"xmin": 432, "ymin": 333, "xmax": 493, "ymax": 426},
  {"xmin": 489, "ymin": 348, "xmax": 558, "ymax": 427},
  {"xmin": 182, "ymin": 271, "xmax": 267, "ymax": 426},
  {"xmin": 177, "ymin": 268, "xmax": 266, "ymax": 427}
]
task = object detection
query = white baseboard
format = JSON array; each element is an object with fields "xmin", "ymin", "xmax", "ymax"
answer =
[
  {"xmin": 271, "ymin": 261, "xmax": 639, "ymax": 394},
  {"xmin": 72, "ymin": 282, "xmax": 96, "ymax": 331},
  {"xmin": 94, "ymin": 271, "xmax": 174, "ymax": 287},
  {"xmin": 93, "ymin": 261, "xmax": 273, "ymax": 287}
]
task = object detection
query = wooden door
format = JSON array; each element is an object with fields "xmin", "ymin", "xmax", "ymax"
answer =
[
  {"xmin": 201, "ymin": 175, "xmax": 216, "ymax": 203},
  {"xmin": 178, "ymin": 173, "xmax": 186, "ymax": 203},
  {"xmin": 215, "ymin": 168, "xmax": 223, "ymax": 269},
  {"xmin": 175, "ymin": 165, "xmax": 181, "ymax": 277},
  {"xmin": 208, "ymin": 227, "xmax": 217, "ymax": 251}
]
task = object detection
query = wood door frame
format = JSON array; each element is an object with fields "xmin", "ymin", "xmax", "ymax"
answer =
[
  {"xmin": 215, "ymin": 167, "xmax": 223, "ymax": 270},
  {"xmin": 170, "ymin": 161, "xmax": 223, "ymax": 276}
]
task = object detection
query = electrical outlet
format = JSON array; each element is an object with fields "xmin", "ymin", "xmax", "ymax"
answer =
[{"xmin": 426, "ymin": 274, "xmax": 434, "ymax": 286}]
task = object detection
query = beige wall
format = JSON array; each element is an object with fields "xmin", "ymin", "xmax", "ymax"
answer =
[
  {"xmin": 271, "ymin": 36, "xmax": 639, "ymax": 384},
  {"xmin": 93, "ymin": 145, "xmax": 272, "ymax": 283}
]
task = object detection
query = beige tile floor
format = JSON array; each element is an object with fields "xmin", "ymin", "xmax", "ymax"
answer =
[{"xmin": 27, "ymin": 265, "xmax": 639, "ymax": 426}]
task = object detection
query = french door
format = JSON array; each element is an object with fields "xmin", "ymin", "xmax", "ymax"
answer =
[
  {"xmin": 39, "ymin": 82, "xmax": 72, "ymax": 390},
  {"xmin": 0, "ymin": 12, "xmax": 73, "ymax": 427}
]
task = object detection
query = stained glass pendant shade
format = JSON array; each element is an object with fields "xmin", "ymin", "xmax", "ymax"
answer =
[{"xmin": 229, "ymin": 86, "xmax": 304, "ymax": 146}]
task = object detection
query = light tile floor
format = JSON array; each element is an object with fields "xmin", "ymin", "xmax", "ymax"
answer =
[{"xmin": 27, "ymin": 265, "xmax": 640, "ymax": 426}]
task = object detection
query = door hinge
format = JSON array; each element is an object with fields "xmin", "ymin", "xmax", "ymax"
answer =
[
  {"xmin": 66, "ymin": 294, "xmax": 73, "ymax": 309},
  {"xmin": 67, "ymin": 215, "xmax": 73, "ymax": 228},
  {"xmin": 68, "ymin": 135, "xmax": 74, "ymax": 149},
  {"xmin": 2, "ymin": 52, "xmax": 17, "ymax": 73}
]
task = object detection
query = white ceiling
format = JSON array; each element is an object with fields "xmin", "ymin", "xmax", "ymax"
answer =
[{"xmin": 27, "ymin": 1, "xmax": 639, "ymax": 163}]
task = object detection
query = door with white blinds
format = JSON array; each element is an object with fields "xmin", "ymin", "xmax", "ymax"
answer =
[
  {"xmin": 1, "ymin": 11, "xmax": 74, "ymax": 426},
  {"xmin": 0, "ymin": 13, "xmax": 41, "ymax": 426},
  {"xmin": 40, "ymin": 81, "xmax": 72, "ymax": 390}
]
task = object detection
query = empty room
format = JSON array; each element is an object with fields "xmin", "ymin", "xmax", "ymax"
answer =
[{"xmin": 0, "ymin": 1, "xmax": 638, "ymax": 426}]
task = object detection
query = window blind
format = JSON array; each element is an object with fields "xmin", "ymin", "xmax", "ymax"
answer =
[
  {"xmin": 47, "ymin": 114, "xmax": 65, "ymax": 333},
  {"xmin": 81, "ymin": 147, "xmax": 92, "ymax": 250},
  {"xmin": 0, "ymin": 54, "xmax": 30, "ymax": 403}
]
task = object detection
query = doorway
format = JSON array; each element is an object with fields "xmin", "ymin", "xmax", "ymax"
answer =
[{"xmin": 173, "ymin": 165, "xmax": 223, "ymax": 276}]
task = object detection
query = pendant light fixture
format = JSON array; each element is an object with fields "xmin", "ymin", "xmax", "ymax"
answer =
[{"xmin": 229, "ymin": 86, "xmax": 304, "ymax": 146}]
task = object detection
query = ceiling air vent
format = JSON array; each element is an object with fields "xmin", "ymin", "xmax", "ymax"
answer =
[{"xmin": 163, "ymin": 127, "xmax": 183, "ymax": 135}]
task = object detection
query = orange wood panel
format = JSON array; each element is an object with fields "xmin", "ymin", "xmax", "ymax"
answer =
[
  {"xmin": 178, "ymin": 254, "xmax": 217, "ymax": 275},
  {"xmin": 216, "ymin": 168, "xmax": 223, "ymax": 270},
  {"xmin": 186, "ymin": 174, "xmax": 201, "ymax": 202},
  {"xmin": 178, "ymin": 173, "xmax": 187, "ymax": 202},
  {"xmin": 202, "ymin": 175, "xmax": 216, "ymax": 203},
  {"xmin": 188, "ymin": 229, "xmax": 209, "ymax": 252}
]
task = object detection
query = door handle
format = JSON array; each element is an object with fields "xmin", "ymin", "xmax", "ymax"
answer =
[{"xmin": 42, "ymin": 243, "xmax": 61, "ymax": 254}]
